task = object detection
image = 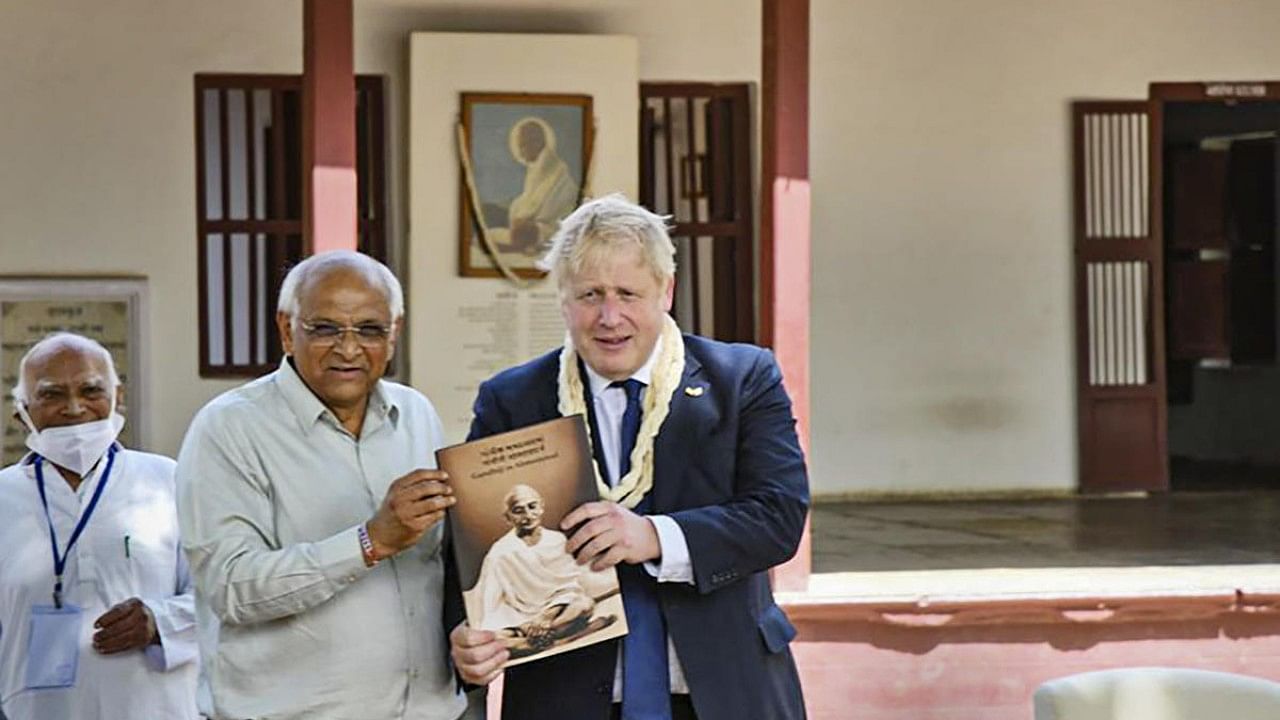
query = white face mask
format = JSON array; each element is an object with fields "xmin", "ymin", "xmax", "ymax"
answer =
[{"xmin": 17, "ymin": 399, "xmax": 126, "ymax": 477}]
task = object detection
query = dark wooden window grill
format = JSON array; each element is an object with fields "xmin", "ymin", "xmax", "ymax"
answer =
[
  {"xmin": 640, "ymin": 83, "xmax": 755, "ymax": 343},
  {"xmin": 194, "ymin": 74, "xmax": 387, "ymax": 378}
]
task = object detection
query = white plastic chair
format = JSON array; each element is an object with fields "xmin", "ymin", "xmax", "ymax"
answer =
[{"xmin": 1034, "ymin": 667, "xmax": 1280, "ymax": 720}]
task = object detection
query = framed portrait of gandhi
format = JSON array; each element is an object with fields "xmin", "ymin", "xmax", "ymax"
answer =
[
  {"xmin": 0, "ymin": 277, "xmax": 149, "ymax": 466},
  {"xmin": 457, "ymin": 92, "xmax": 593, "ymax": 279}
]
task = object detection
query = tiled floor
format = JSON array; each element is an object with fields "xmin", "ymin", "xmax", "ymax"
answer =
[{"xmin": 811, "ymin": 492, "xmax": 1280, "ymax": 573}]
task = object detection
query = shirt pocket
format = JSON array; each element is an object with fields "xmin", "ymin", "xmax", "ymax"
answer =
[
  {"xmin": 83, "ymin": 515, "xmax": 178, "ymax": 606},
  {"xmin": 125, "ymin": 532, "xmax": 178, "ymax": 595}
]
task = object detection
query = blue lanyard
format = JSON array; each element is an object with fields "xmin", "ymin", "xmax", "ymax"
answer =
[{"xmin": 34, "ymin": 446, "xmax": 117, "ymax": 608}]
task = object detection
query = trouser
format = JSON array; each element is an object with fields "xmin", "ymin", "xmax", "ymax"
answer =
[{"xmin": 610, "ymin": 694, "xmax": 697, "ymax": 720}]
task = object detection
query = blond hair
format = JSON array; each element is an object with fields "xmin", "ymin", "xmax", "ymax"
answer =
[{"xmin": 539, "ymin": 194, "xmax": 675, "ymax": 289}]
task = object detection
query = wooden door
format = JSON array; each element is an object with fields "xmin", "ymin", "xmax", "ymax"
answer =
[{"xmin": 1073, "ymin": 101, "xmax": 1169, "ymax": 492}]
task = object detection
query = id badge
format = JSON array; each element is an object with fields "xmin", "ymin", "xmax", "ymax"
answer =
[{"xmin": 25, "ymin": 604, "xmax": 82, "ymax": 689}]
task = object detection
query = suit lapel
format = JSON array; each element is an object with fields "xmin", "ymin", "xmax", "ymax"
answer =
[{"xmin": 651, "ymin": 344, "xmax": 705, "ymax": 512}]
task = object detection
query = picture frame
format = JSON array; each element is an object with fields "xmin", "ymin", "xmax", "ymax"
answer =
[
  {"xmin": 0, "ymin": 277, "xmax": 149, "ymax": 466},
  {"xmin": 458, "ymin": 92, "xmax": 593, "ymax": 279}
]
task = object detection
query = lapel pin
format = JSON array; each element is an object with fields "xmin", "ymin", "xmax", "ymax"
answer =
[{"xmin": 684, "ymin": 386, "xmax": 705, "ymax": 397}]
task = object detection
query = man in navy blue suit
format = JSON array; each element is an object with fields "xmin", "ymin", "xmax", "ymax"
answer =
[{"xmin": 449, "ymin": 194, "xmax": 809, "ymax": 720}]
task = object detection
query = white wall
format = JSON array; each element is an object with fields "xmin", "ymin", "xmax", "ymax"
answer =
[
  {"xmin": 0, "ymin": 0, "xmax": 758, "ymax": 458},
  {"xmin": 17, "ymin": 0, "xmax": 1280, "ymax": 495},
  {"xmin": 0, "ymin": 0, "xmax": 303, "ymax": 458},
  {"xmin": 810, "ymin": 0, "xmax": 1280, "ymax": 494}
]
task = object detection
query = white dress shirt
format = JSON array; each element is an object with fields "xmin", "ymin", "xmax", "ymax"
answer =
[
  {"xmin": 581, "ymin": 348, "xmax": 694, "ymax": 697},
  {"xmin": 0, "ymin": 446, "xmax": 199, "ymax": 720},
  {"xmin": 175, "ymin": 359, "xmax": 465, "ymax": 720}
]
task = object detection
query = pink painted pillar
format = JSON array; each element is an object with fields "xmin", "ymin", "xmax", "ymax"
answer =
[
  {"xmin": 303, "ymin": 0, "xmax": 358, "ymax": 254},
  {"xmin": 762, "ymin": 0, "xmax": 812, "ymax": 593}
]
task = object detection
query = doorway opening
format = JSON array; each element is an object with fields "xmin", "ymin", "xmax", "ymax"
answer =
[{"xmin": 1161, "ymin": 98, "xmax": 1280, "ymax": 491}]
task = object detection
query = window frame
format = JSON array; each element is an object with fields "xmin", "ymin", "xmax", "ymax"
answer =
[{"xmin": 193, "ymin": 73, "xmax": 388, "ymax": 378}]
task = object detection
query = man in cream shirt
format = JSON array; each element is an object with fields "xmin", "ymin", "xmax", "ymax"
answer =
[
  {"xmin": 0, "ymin": 333, "xmax": 198, "ymax": 720},
  {"xmin": 176, "ymin": 252, "xmax": 466, "ymax": 720}
]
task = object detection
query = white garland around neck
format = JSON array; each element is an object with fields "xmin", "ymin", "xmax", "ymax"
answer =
[{"xmin": 557, "ymin": 314, "xmax": 684, "ymax": 508}]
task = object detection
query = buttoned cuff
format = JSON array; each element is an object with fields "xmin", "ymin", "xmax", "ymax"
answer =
[
  {"xmin": 643, "ymin": 515, "xmax": 695, "ymax": 583},
  {"xmin": 319, "ymin": 524, "xmax": 375, "ymax": 589},
  {"xmin": 139, "ymin": 598, "xmax": 198, "ymax": 672}
]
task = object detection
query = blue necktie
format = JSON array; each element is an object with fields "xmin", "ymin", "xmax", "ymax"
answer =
[
  {"xmin": 612, "ymin": 379, "xmax": 672, "ymax": 720},
  {"xmin": 615, "ymin": 379, "xmax": 643, "ymax": 478}
]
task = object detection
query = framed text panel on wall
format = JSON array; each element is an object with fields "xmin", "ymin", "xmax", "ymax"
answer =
[{"xmin": 0, "ymin": 277, "xmax": 149, "ymax": 466}]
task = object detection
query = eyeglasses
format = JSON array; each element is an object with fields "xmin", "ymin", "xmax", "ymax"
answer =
[{"xmin": 299, "ymin": 320, "xmax": 392, "ymax": 347}]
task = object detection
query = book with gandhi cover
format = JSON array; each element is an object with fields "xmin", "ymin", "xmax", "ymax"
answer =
[{"xmin": 438, "ymin": 415, "xmax": 627, "ymax": 667}]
